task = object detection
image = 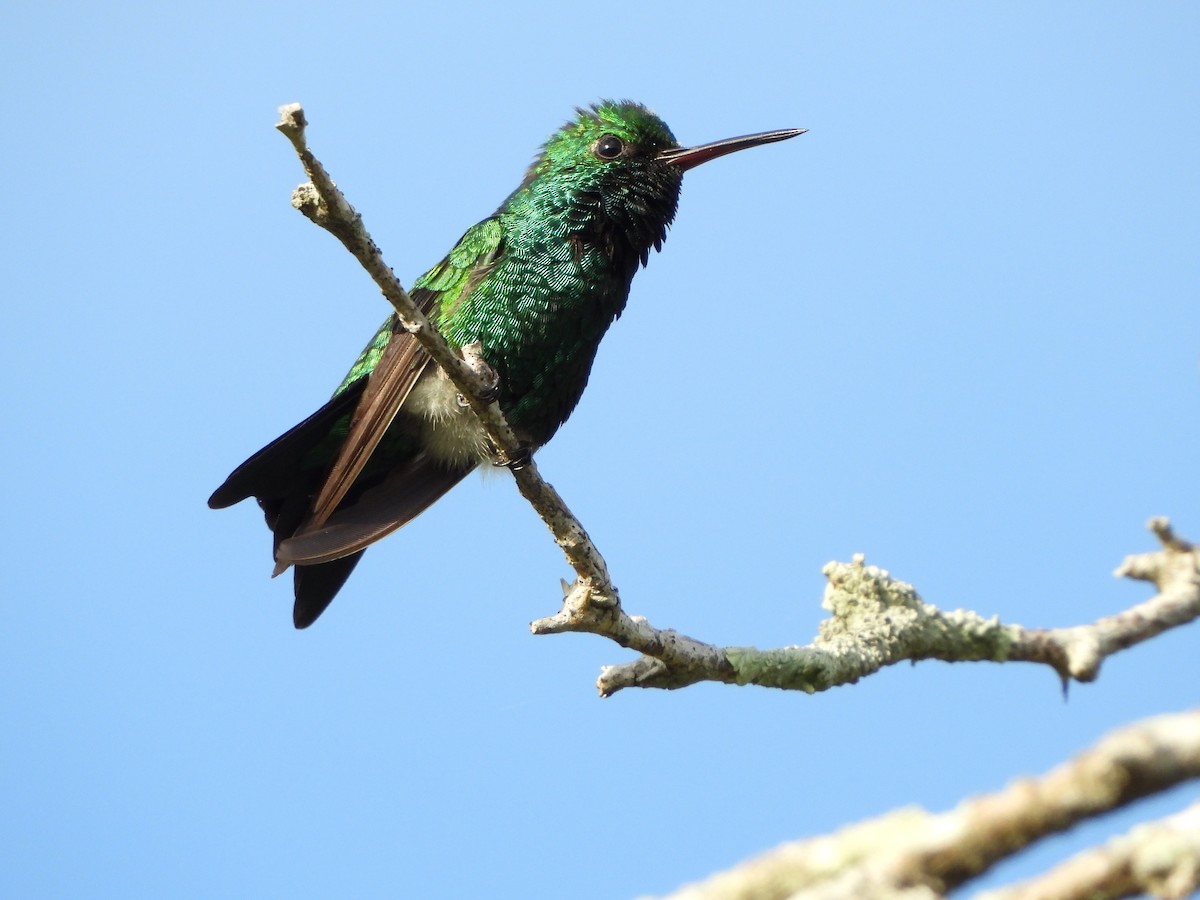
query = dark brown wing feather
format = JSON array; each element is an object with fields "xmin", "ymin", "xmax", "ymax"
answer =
[
  {"xmin": 213, "ymin": 220, "xmax": 505, "ymax": 627},
  {"xmin": 277, "ymin": 452, "xmax": 474, "ymax": 567},
  {"xmin": 305, "ymin": 323, "xmax": 434, "ymax": 531}
]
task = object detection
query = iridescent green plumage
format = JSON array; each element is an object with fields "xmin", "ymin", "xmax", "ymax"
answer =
[{"xmin": 210, "ymin": 101, "xmax": 802, "ymax": 627}]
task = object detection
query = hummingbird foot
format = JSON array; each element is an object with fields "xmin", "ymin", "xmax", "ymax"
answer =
[
  {"xmin": 456, "ymin": 386, "xmax": 500, "ymax": 407},
  {"xmin": 492, "ymin": 440, "xmax": 533, "ymax": 471}
]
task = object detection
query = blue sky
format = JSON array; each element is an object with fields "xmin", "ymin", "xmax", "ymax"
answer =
[{"xmin": 3, "ymin": 2, "xmax": 1198, "ymax": 897}]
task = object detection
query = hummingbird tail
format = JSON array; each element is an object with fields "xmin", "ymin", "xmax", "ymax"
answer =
[
  {"xmin": 209, "ymin": 377, "xmax": 379, "ymax": 628},
  {"xmin": 293, "ymin": 552, "xmax": 365, "ymax": 628},
  {"xmin": 207, "ymin": 378, "xmax": 368, "ymax": 511}
]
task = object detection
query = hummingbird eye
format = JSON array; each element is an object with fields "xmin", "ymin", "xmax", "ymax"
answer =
[{"xmin": 594, "ymin": 134, "xmax": 625, "ymax": 160}]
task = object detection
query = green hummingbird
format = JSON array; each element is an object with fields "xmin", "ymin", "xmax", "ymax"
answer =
[{"xmin": 210, "ymin": 101, "xmax": 803, "ymax": 627}]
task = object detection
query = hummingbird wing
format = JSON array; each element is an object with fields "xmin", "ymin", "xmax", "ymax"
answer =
[
  {"xmin": 301, "ymin": 314, "xmax": 435, "ymax": 535},
  {"xmin": 275, "ymin": 218, "xmax": 506, "ymax": 569},
  {"xmin": 275, "ymin": 450, "xmax": 476, "ymax": 567},
  {"xmin": 210, "ymin": 218, "xmax": 505, "ymax": 627}
]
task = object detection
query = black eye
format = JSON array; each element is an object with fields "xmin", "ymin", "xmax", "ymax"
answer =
[{"xmin": 595, "ymin": 134, "xmax": 624, "ymax": 160}]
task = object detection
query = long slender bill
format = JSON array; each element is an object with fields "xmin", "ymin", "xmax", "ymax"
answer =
[{"xmin": 658, "ymin": 128, "xmax": 806, "ymax": 171}]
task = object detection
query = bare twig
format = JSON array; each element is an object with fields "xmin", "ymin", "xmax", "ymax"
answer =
[
  {"xmin": 275, "ymin": 105, "xmax": 508, "ymax": 440},
  {"xmin": 275, "ymin": 103, "xmax": 617, "ymax": 612},
  {"xmin": 650, "ymin": 709, "xmax": 1200, "ymax": 900},
  {"xmin": 1010, "ymin": 516, "xmax": 1200, "ymax": 682}
]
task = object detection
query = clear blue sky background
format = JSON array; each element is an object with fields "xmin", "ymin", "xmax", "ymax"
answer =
[{"xmin": 3, "ymin": 3, "xmax": 1198, "ymax": 897}]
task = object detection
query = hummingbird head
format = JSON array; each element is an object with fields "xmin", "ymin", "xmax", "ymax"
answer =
[
  {"xmin": 507, "ymin": 101, "xmax": 804, "ymax": 269},
  {"xmin": 508, "ymin": 101, "xmax": 684, "ymax": 268}
]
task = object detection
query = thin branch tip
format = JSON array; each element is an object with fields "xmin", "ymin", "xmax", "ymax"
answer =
[
  {"xmin": 275, "ymin": 103, "xmax": 307, "ymax": 140},
  {"xmin": 1149, "ymin": 516, "xmax": 1194, "ymax": 552}
]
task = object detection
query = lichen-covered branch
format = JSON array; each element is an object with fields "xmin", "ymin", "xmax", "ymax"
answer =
[
  {"xmin": 650, "ymin": 709, "xmax": 1200, "ymax": 900},
  {"xmin": 978, "ymin": 801, "xmax": 1200, "ymax": 900},
  {"xmin": 590, "ymin": 518, "xmax": 1198, "ymax": 697}
]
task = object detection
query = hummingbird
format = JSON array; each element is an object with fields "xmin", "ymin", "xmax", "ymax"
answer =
[{"xmin": 210, "ymin": 101, "xmax": 803, "ymax": 628}]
